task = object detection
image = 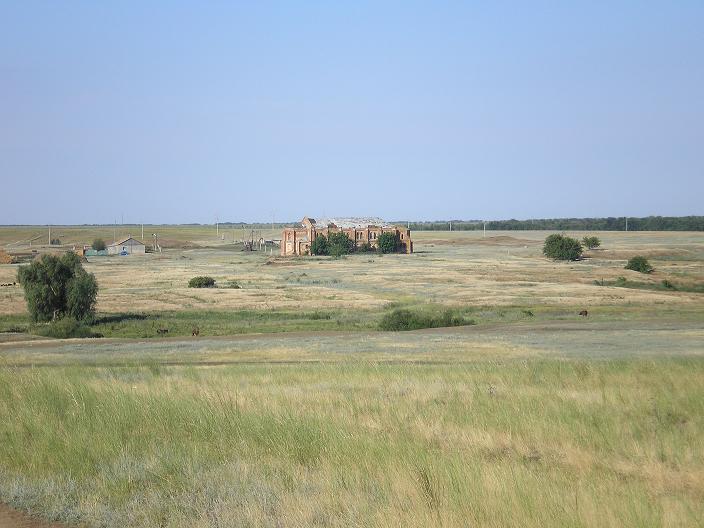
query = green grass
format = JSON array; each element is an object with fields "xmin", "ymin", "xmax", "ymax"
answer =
[
  {"xmin": 2, "ymin": 302, "xmax": 703, "ymax": 341},
  {"xmin": 0, "ymin": 309, "xmax": 375, "ymax": 339},
  {"xmin": 594, "ymin": 277, "xmax": 704, "ymax": 293},
  {"xmin": 0, "ymin": 356, "xmax": 702, "ymax": 527}
]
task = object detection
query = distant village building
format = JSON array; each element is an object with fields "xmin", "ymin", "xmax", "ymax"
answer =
[
  {"xmin": 281, "ymin": 217, "xmax": 413, "ymax": 256},
  {"xmin": 107, "ymin": 236, "xmax": 146, "ymax": 255}
]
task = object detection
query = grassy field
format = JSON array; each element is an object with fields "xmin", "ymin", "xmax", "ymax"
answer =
[
  {"xmin": 0, "ymin": 227, "xmax": 703, "ymax": 526},
  {"xmin": 1, "ymin": 228, "xmax": 703, "ymax": 335},
  {"xmin": 1, "ymin": 331, "xmax": 703, "ymax": 527}
]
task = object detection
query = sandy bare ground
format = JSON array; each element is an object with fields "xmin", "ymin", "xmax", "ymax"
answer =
[{"xmin": 0, "ymin": 504, "xmax": 65, "ymax": 528}]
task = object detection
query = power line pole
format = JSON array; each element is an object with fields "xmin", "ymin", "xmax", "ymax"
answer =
[
  {"xmin": 625, "ymin": 217, "xmax": 628, "ymax": 231},
  {"xmin": 483, "ymin": 221, "xmax": 486, "ymax": 238}
]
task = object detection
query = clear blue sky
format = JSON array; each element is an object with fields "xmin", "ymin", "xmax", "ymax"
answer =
[{"xmin": 1, "ymin": 1, "xmax": 702, "ymax": 224}]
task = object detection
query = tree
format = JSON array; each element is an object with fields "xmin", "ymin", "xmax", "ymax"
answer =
[
  {"xmin": 17, "ymin": 253, "xmax": 98, "ymax": 322},
  {"xmin": 66, "ymin": 269, "xmax": 99, "ymax": 321},
  {"xmin": 327, "ymin": 232, "xmax": 354, "ymax": 257},
  {"xmin": 582, "ymin": 236, "xmax": 601, "ymax": 249},
  {"xmin": 625, "ymin": 256, "xmax": 653, "ymax": 274},
  {"xmin": 310, "ymin": 234, "xmax": 329, "ymax": 256},
  {"xmin": 92, "ymin": 238, "xmax": 107, "ymax": 251},
  {"xmin": 542, "ymin": 234, "xmax": 583, "ymax": 261},
  {"xmin": 377, "ymin": 232, "xmax": 400, "ymax": 254}
]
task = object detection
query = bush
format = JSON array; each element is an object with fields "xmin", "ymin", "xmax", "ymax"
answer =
[
  {"xmin": 34, "ymin": 318, "xmax": 101, "ymax": 339},
  {"xmin": 357, "ymin": 242, "xmax": 374, "ymax": 253},
  {"xmin": 661, "ymin": 279, "xmax": 677, "ymax": 290},
  {"xmin": 377, "ymin": 232, "xmax": 400, "ymax": 254},
  {"xmin": 310, "ymin": 235, "xmax": 328, "ymax": 256},
  {"xmin": 328, "ymin": 232, "xmax": 354, "ymax": 257},
  {"xmin": 188, "ymin": 276, "xmax": 215, "ymax": 288},
  {"xmin": 378, "ymin": 308, "xmax": 473, "ymax": 331},
  {"xmin": 50, "ymin": 238, "xmax": 61, "ymax": 246},
  {"xmin": 543, "ymin": 234, "xmax": 583, "ymax": 261},
  {"xmin": 582, "ymin": 236, "xmax": 601, "ymax": 249},
  {"xmin": 625, "ymin": 256, "xmax": 653, "ymax": 274},
  {"xmin": 17, "ymin": 253, "xmax": 98, "ymax": 322},
  {"xmin": 92, "ymin": 239, "xmax": 107, "ymax": 251}
]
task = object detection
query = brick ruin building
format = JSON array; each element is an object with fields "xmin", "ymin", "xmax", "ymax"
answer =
[{"xmin": 281, "ymin": 217, "xmax": 413, "ymax": 256}]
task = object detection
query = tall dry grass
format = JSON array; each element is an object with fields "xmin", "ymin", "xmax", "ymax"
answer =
[{"xmin": 1, "ymin": 356, "xmax": 702, "ymax": 527}]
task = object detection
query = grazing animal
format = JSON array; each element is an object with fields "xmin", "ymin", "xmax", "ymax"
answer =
[
  {"xmin": 192, "ymin": 327, "xmax": 200, "ymax": 337},
  {"xmin": 156, "ymin": 328, "xmax": 169, "ymax": 335},
  {"xmin": 579, "ymin": 310, "xmax": 588, "ymax": 317}
]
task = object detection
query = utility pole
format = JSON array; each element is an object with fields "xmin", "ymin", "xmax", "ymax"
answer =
[
  {"xmin": 216, "ymin": 215, "xmax": 219, "ymax": 237},
  {"xmin": 449, "ymin": 221, "xmax": 452, "ymax": 232},
  {"xmin": 483, "ymin": 221, "xmax": 486, "ymax": 238},
  {"xmin": 141, "ymin": 223, "xmax": 144, "ymax": 241},
  {"xmin": 625, "ymin": 217, "xmax": 628, "ymax": 231},
  {"xmin": 48, "ymin": 226, "xmax": 51, "ymax": 245},
  {"xmin": 113, "ymin": 220, "xmax": 116, "ymax": 244}
]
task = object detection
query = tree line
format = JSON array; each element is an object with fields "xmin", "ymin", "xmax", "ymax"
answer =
[{"xmin": 398, "ymin": 216, "xmax": 704, "ymax": 232}]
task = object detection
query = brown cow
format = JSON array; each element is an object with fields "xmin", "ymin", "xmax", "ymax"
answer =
[
  {"xmin": 192, "ymin": 327, "xmax": 200, "ymax": 337},
  {"xmin": 579, "ymin": 310, "xmax": 588, "ymax": 317}
]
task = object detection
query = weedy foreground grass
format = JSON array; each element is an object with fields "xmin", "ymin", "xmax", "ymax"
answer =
[{"xmin": 1, "ymin": 355, "xmax": 703, "ymax": 527}]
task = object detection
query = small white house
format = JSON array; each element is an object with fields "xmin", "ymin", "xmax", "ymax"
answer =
[{"xmin": 107, "ymin": 236, "xmax": 146, "ymax": 255}]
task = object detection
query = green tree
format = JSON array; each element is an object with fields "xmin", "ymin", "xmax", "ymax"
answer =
[
  {"xmin": 327, "ymin": 232, "xmax": 354, "ymax": 257},
  {"xmin": 542, "ymin": 234, "xmax": 583, "ymax": 261},
  {"xmin": 625, "ymin": 256, "xmax": 653, "ymax": 273},
  {"xmin": 66, "ymin": 269, "xmax": 99, "ymax": 321},
  {"xmin": 310, "ymin": 234, "xmax": 329, "ymax": 256},
  {"xmin": 92, "ymin": 238, "xmax": 107, "ymax": 251},
  {"xmin": 17, "ymin": 253, "xmax": 98, "ymax": 322},
  {"xmin": 377, "ymin": 232, "xmax": 400, "ymax": 254},
  {"xmin": 582, "ymin": 236, "xmax": 601, "ymax": 249}
]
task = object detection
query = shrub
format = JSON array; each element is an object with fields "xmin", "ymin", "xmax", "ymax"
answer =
[
  {"xmin": 328, "ymin": 232, "xmax": 354, "ymax": 257},
  {"xmin": 50, "ymin": 238, "xmax": 61, "ymax": 246},
  {"xmin": 582, "ymin": 236, "xmax": 601, "ymax": 249},
  {"xmin": 378, "ymin": 308, "xmax": 473, "ymax": 331},
  {"xmin": 543, "ymin": 234, "xmax": 583, "ymax": 261},
  {"xmin": 188, "ymin": 276, "xmax": 215, "ymax": 288},
  {"xmin": 17, "ymin": 252, "xmax": 98, "ymax": 322},
  {"xmin": 34, "ymin": 318, "xmax": 101, "ymax": 339},
  {"xmin": 310, "ymin": 235, "xmax": 328, "ymax": 256},
  {"xmin": 661, "ymin": 279, "xmax": 677, "ymax": 290},
  {"xmin": 92, "ymin": 239, "xmax": 107, "ymax": 251},
  {"xmin": 377, "ymin": 232, "xmax": 400, "ymax": 254},
  {"xmin": 625, "ymin": 256, "xmax": 653, "ymax": 274},
  {"xmin": 358, "ymin": 242, "xmax": 374, "ymax": 253}
]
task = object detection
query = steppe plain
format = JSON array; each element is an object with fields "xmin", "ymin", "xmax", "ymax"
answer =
[{"xmin": 0, "ymin": 227, "xmax": 702, "ymax": 527}]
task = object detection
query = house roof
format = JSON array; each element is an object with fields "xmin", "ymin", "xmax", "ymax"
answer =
[
  {"xmin": 108, "ymin": 236, "xmax": 145, "ymax": 247},
  {"xmin": 312, "ymin": 217, "xmax": 393, "ymax": 229}
]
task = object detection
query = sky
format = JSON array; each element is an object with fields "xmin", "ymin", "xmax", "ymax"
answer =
[{"xmin": 1, "ymin": 1, "xmax": 703, "ymax": 224}]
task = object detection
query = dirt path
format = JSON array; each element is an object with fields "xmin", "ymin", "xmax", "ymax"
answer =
[{"xmin": 0, "ymin": 504, "xmax": 64, "ymax": 528}]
